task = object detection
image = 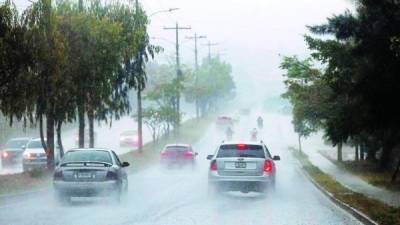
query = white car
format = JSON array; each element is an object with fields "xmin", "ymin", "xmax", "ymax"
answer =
[{"xmin": 22, "ymin": 138, "xmax": 61, "ymax": 172}]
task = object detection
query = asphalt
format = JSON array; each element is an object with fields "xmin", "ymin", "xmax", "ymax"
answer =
[{"xmin": 0, "ymin": 111, "xmax": 363, "ymax": 225}]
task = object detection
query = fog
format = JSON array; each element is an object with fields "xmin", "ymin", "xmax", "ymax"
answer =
[{"xmin": 0, "ymin": 1, "xmax": 364, "ymax": 224}]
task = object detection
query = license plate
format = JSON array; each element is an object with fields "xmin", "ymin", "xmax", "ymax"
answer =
[
  {"xmin": 235, "ymin": 162, "xmax": 247, "ymax": 168},
  {"xmin": 78, "ymin": 172, "xmax": 92, "ymax": 178}
]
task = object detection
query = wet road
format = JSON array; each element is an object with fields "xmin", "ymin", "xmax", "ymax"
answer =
[{"xmin": 0, "ymin": 111, "xmax": 363, "ymax": 225}]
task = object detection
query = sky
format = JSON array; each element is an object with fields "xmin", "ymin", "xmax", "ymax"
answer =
[{"xmin": 12, "ymin": 0, "xmax": 355, "ymax": 103}]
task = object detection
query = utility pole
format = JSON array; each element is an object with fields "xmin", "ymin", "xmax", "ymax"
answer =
[
  {"xmin": 164, "ymin": 23, "xmax": 191, "ymax": 129},
  {"xmin": 204, "ymin": 41, "xmax": 219, "ymax": 61},
  {"xmin": 186, "ymin": 33, "xmax": 206, "ymax": 118}
]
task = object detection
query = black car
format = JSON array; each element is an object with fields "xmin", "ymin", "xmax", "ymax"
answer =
[
  {"xmin": 1, "ymin": 137, "xmax": 31, "ymax": 166},
  {"xmin": 53, "ymin": 148, "xmax": 129, "ymax": 203}
]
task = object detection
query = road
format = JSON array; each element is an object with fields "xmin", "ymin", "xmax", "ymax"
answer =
[{"xmin": 0, "ymin": 110, "xmax": 363, "ymax": 225}]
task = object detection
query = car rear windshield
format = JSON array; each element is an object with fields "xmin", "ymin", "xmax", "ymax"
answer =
[
  {"xmin": 27, "ymin": 140, "xmax": 44, "ymax": 148},
  {"xmin": 5, "ymin": 139, "xmax": 29, "ymax": 148},
  {"xmin": 217, "ymin": 144, "xmax": 265, "ymax": 158},
  {"xmin": 62, "ymin": 150, "xmax": 112, "ymax": 164},
  {"xmin": 166, "ymin": 146, "xmax": 189, "ymax": 152}
]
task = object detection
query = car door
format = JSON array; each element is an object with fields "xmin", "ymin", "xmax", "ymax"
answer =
[{"xmin": 111, "ymin": 151, "xmax": 128, "ymax": 189}]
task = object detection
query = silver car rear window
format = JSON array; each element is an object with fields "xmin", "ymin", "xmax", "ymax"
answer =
[
  {"xmin": 63, "ymin": 150, "xmax": 112, "ymax": 164},
  {"xmin": 217, "ymin": 144, "xmax": 265, "ymax": 158}
]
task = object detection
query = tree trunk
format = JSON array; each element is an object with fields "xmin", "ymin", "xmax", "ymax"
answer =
[
  {"xmin": 355, "ymin": 144, "xmax": 359, "ymax": 161},
  {"xmin": 379, "ymin": 143, "xmax": 394, "ymax": 170},
  {"xmin": 78, "ymin": 105, "xmax": 85, "ymax": 148},
  {"xmin": 39, "ymin": 114, "xmax": 47, "ymax": 153},
  {"xmin": 137, "ymin": 89, "xmax": 143, "ymax": 152},
  {"xmin": 337, "ymin": 142, "xmax": 343, "ymax": 162},
  {"xmin": 360, "ymin": 143, "xmax": 365, "ymax": 160},
  {"xmin": 298, "ymin": 134, "xmax": 302, "ymax": 152},
  {"xmin": 46, "ymin": 113, "xmax": 55, "ymax": 170},
  {"xmin": 391, "ymin": 158, "xmax": 400, "ymax": 182},
  {"xmin": 56, "ymin": 121, "xmax": 64, "ymax": 159},
  {"xmin": 88, "ymin": 110, "xmax": 94, "ymax": 148}
]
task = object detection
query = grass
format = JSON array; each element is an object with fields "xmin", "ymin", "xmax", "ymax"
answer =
[
  {"xmin": 292, "ymin": 149, "xmax": 400, "ymax": 225},
  {"xmin": 319, "ymin": 151, "xmax": 400, "ymax": 192},
  {"xmin": 0, "ymin": 116, "xmax": 213, "ymax": 197}
]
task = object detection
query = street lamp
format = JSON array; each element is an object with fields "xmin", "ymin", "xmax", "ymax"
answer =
[{"xmin": 149, "ymin": 8, "xmax": 179, "ymax": 17}]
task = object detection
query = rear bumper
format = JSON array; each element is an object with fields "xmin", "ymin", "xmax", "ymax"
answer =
[
  {"xmin": 208, "ymin": 171, "xmax": 274, "ymax": 191},
  {"xmin": 23, "ymin": 160, "xmax": 47, "ymax": 170},
  {"xmin": 161, "ymin": 158, "xmax": 194, "ymax": 166},
  {"xmin": 53, "ymin": 180, "xmax": 119, "ymax": 196}
]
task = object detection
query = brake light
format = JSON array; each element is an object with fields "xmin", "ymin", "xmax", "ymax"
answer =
[
  {"xmin": 264, "ymin": 160, "xmax": 272, "ymax": 173},
  {"xmin": 236, "ymin": 144, "xmax": 247, "ymax": 150},
  {"xmin": 106, "ymin": 171, "xmax": 118, "ymax": 180},
  {"xmin": 183, "ymin": 150, "xmax": 193, "ymax": 157},
  {"xmin": 53, "ymin": 170, "xmax": 63, "ymax": 180},
  {"xmin": 210, "ymin": 160, "xmax": 217, "ymax": 171},
  {"xmin": 161, "ymin": 150, "xmax": 168, "ymax": 157},
  {"xmin": 133, "ymin": 135, "xmax": 139, "ymax": 142}
]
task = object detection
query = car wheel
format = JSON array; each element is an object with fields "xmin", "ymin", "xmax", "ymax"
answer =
[{"xmin": 55, "ymin": 192, "xmax": 70, "ymax": 205}]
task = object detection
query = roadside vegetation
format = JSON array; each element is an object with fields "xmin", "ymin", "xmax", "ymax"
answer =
[
  {"xmin": 281, "ymin": 0, "xmax": 400, "ymax": 183},
  {"xmin": 292, "ymin": 149, "xmax": 400, "ymax": 225}
]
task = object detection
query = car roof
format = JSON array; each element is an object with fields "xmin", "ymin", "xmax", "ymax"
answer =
[
  {"xmin": 165, "ymin": 144, "xmax": 191, "ymax": 147},
  {"xmin": 29, "ymin": 138, "xmax": 45, "ymax": 142},
  {"xmin": 67, "ymin": 148, "xmax": 111, "ymax": 152},
  {"xmin": 8, "ymin": 137, "xmax": 31, "ymax": 141},
  {"xmin": 220, "ymin": 141, "xmax": 264, "ymax": 146}
]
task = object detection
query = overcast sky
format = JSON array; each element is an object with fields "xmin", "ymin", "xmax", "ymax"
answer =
[{"xmin": 13, "ymin": 0, "xmax": 354, "ymax": 101}]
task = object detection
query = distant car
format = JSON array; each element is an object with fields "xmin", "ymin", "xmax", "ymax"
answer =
[
  {"xmin": 160, "ymin": 144, "xmax": 198, "ymax": 168},
  {"xmin": 119, "ymin": 130, "xmax": 139, "ymax": 147},
  {"xmin": 207, "ymin": 141, "xmax": 280, "ymax": 194},
  {"xmin": 239, "ymin": 108, "xmax": 250, "ymax": 115},
  {"xmin": 22, "ymin": 138, "xmax": 48, "ymax": 172},
  {"xmin": 53, "ymin": 148, "xmax": 129, "ymax": 204},
  {"xmin": 75, "ymin": 129, "xmax": 97, "ymax": 147},
  {"xmin": 1, "ymin": 137, "xmax": 31, "ymax": 166},
  {"xmin": 216, "ymin": 115, "xmax": 234, "ymax": 128}
]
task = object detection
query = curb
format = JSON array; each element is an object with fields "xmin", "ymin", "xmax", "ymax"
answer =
[{"xmin": 297, "ymin": 161, "xmax": 379, "ymax": 225}]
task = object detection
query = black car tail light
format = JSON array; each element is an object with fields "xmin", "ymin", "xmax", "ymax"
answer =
[{"xmin": 106, "ymin": 171, "xmax": 118, "ymax": 180}]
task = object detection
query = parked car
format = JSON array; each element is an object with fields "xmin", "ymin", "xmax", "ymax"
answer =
[
  {"xmin": 1, "ymin": 137, "xmax": 32, "ymax": 166},
  {"xmin": 53, "ymin": 148, "xmax": 129, "ymax": 204},
  {"xmin": 207, "ymin": 141, "xmax": 280, "ymax": 194},
  {"xmin": 119, "ymin": 130, "xmax": 139, "ymax": 147},
  {"xmin": 160, "ymin": 144, "xmax": 198, "ymax": 169}
]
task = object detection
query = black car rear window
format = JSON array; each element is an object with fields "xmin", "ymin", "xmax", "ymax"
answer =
[
  {"xmin": 217, "ymin": 144, "xmax": 265, "ymax": 158},
  {"xmin": 62, "ymin": 150, "xmax": 112, "ymax": 164}
]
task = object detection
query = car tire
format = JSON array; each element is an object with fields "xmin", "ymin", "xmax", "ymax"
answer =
[{"xmin": 55, "ymin": 192, "xmax": 70, "ymax": 205}]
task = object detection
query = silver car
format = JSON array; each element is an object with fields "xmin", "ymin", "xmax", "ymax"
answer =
[
  {"xmin": 207, "ymin": 141, "xmax": 280, "ymax": 194},
  {"xmin": 22, "ymin": 138, "xmax": 48, "ymax": 172}
]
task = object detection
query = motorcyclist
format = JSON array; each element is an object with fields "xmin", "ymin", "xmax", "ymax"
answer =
[
  {"xmin": 225, "ymin": 126, "xmax": 234, "ymax": 140},
  {"xmin": 250, "ymin": 128, "xmax": 258, "ymax": 141},
  {"xmin": 257, "ymin": 116, "xmax": 263, "ymax": 129}
]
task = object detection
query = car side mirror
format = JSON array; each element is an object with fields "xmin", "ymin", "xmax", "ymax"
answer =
[
  {"xmin": 195, "ymin": 152, "xmax": 199, "ymax": 156},
  {"xmin": 122, "ymin": 162, "xmax": 130, "ymax": 167},
  {"xmin": 273, "ymin": 155, "xmax": 280, "ymax": 161},
  {"xmin": 206, "ymin": 155, "xmax": 214, "ymax": 160},
  {"xmin": 21, "ymin": 145, "xmax": 26, "ymax": 150}
]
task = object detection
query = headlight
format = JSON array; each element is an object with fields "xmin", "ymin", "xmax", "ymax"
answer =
[
  {"xmin": 23, "ymin": 152, "xmax": 31, "ymax": 159},
  {"xmin": 2, "ymin": 151, "xmax": 8, "ymax": 158}
]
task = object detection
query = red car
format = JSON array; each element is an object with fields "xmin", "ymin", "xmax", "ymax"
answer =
[
  {"xmin": 160, "ymin": 144, "xmax": 198, "ymax": 168},
  {"xmin": 119, "ymin": 130, "xmax": 139, "ymax": 147}
]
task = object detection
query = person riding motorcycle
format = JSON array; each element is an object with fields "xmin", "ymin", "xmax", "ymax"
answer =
[
  {"xmin": 225, "ymin": 126, "xmax": 234, "ymax": 140},
  {"xmin": 257, "ymin": 116, "xmax": 263, "ymax": 129},
  {"xmin": 250, "ymin": 128, "xmax": 258, "ymax": 141}
]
